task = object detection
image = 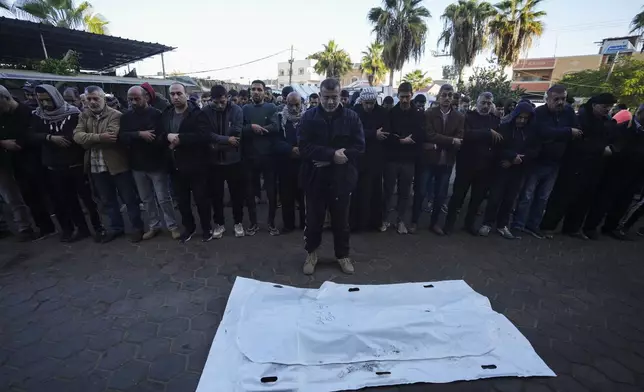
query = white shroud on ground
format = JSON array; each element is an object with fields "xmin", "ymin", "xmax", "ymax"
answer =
[{"xmin": 196, "ymin": 278, "xmax": 555, "ymax": 392}]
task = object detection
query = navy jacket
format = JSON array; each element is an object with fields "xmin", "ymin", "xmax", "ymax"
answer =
[
  {"xmin": 533, "ymin": 105, "xmax": 577, "ymax": 166},
  {"xmin": 159, "ymin": 102, "xmax": 212, "ymax": 172},
  {"xmin": 298, "ymin": 106, "xmax": 365, "ymax": 196},
  {"xmin": 496, "ymin": 105, "xmax": 540, "ymax": 167},
  {"xmin": 460, "ymin": 110, "xmax": 501, "ymax": 169},
  {"xmin": 118, "ymin": 107, "xmax": 168, "ymax": 172},
  {"xmin": 383, "ymin": 103, "xmax": 424, "ymax": 163}
]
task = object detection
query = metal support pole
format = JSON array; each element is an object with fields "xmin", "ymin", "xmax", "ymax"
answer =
[
  {"xmin": 161, "ymin": 52, "xmax": 167, "ymax": 79},
  {"xmin": 288, "ymin": 45, "xmax": 294, "ymax": 85},
  {"xmin": 40, "ymin": 33, "xmax": 49, "ymax": 59}
]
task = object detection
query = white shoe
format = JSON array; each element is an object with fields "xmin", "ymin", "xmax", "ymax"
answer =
[
  {"xmin": 379, "ymin": 222, "xmax": 390, "ymax": 232},
  {"xmin": 234, "ymin": 223, "xmax": 245, "ymax": 238},
  {"xmin": 212, "ymin": 224, "xmax": 225, "ymax": 239},
  {"xmin": 397, "ymin": 221, "xmax": 408, "ymax": 235},
  {"xmin": 478, "ymin": 225, "xmax": 492, "ymax": 237},
  {"xmin": 337, "ymin": 258, "xmax": 355, "ymax": 274},
  {"xmin": 303, "ymin": 252, "xmax": 318, "ymax": 275}
]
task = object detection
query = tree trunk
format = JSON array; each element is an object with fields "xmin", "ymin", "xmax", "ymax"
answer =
[
  {"xmin": 368, "ymin": 74, "xmax": 374, "ymax": 86},
  {"xmin": 389, "ymin": 69, "xmax": 395, "ymax": 87}
]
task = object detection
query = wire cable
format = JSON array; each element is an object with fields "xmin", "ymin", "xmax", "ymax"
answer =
[{"xmin": 162, "ymin": 49, "xmax": 292, "ymax": 76}]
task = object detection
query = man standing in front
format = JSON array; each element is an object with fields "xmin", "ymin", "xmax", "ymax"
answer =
[
  {"xmin": 299, "ymin": 78, "xmax": 365, "ymax": 275},
  {"xmin": 119, "ymin": 86, "xmax": 180, "ymax": 241},
  {"xmin": 411, "ymin": 84, "xmax": 464, "ymax": 235},
  {"xmin": 444, "ymin": 92, "xmax": 502, "ymax": 235},
  {"xmin": 381, "ymin": 82, "xmax": 423, "ymax": 234},
  {"xmin": 512, "ymin": 85, "xmax": 581, "ymax": 239},
  {"xmin": 242, "ymin": 80, "xmax": 279, "ymax": 236},
  {"xmin": 73, "ymin": 86, "xmax": 144, "ymax": 243},
  {"xmin": 203, "ymin": 85, "xmax": 246, "ymax": 239},
  {"xmin": 161, "ymin": 82, "xmax": 213, "ymax": 243}
]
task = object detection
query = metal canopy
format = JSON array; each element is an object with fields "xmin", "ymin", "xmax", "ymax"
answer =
[{"xmin": 0, "ymin": 17, "xmax": 174, "ymax": 72}]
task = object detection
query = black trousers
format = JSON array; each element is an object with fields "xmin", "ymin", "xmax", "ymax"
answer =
[
  {"xmin": 540, "ymin": 161, "xmax": 603, "ymax": 233},
  {"xmin": 445, "ymin": 163, "xmax": 491, "ymax": 231},
  {"xmin": 483, "ymin": 166, "xmax": 525, "ymax": 228},
  {"xmin": 49, "ymin": 165, "xmax": 102, "ymax": 234},
  {"xmin": 279, "ymin": 159, "xmax": 305, "ymax": 230},
  {"xmin": 245, "ymin": 158, "xmax": 277, "ymax": 226},
  {"xmin": 350, "ymin": 165, "xmax": 383, "ymax": 231},
  {"xmin": 14, "ymin": 165, "xmax": 55, "ymax": 233},
  {"xmin": 305, "ymin": 186, "xmax": 351, "ymax": 259},
  {"xmin": 172, "ymin": 169, "xmax": 211, "ymax": 234},
  {"xmin": 584, "ymin": 158, "xmax": 643, "ymax": 232},
  {"xmin": 211, "ymin": 163, "xmax": 245, "ymax": 226}
]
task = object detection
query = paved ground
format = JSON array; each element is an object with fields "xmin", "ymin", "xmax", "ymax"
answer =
[{"xmin": 0, "ymin": 205, "xmax": 643, "ymax": 392}]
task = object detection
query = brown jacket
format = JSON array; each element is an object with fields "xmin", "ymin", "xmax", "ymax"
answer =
[
  {"xmin": 423, "ymin": 107, "xmax": 465, "ymax": 166},
  {"xmin": 73, "ymin": 106, "xmax": 129, "ymax": 175}
]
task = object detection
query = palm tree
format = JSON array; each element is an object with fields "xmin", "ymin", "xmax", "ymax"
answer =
[
  {"xmin": 368, "ymin": 0, "xmax": 431, "ymax": 87},
  {"xmin": 13, "ymin": 0, "xmax": 109, "ymax": 34},
  {"xmin": 360, "ymin": 42, "xmax": 389, "ymax": 86},
  {"xmin": 402, "ymin": 69, "xmax": 432, "ymax": 91},
  {"xmin": 489, "ymin": 0, "xmax": 545, "ymax": 67},
  {"xmin": 438, "ymin": 0, "xmax": 496, "ymax": 83},
  {"xmin": 307, "ymin": 40, "xmax": 353, "ymax": 79},
  {"xmin": 631, "ymin": 7, "xmax": 644, "ymax": 52}
]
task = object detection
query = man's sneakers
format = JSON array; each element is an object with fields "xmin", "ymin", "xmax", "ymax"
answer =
[
  {"xmin": 497, "ymin": 226, "xmax": 519, "ymax": 240},
  {"xmin": 142, "ymin": 228, "xmax": 161, "ymax": 241},
  {"xmin": 637, "ymin": 227, "xmax": 644, "ymax": 237},
  {"xmin": 379, "ymin": 222, "xmax": 390, "ymax": 232},
  {"xmin": 212, "ymin": 224, "xmax": 225, "ymax": 239},
  {"xmin": 130, "ymin": 230, "xmax": 144, "ymax": 243},
  {"xmin": 170, "ymin": 228, "xmax": 182, "ymax": 240},
  {"xmin": 202, "ymin": 230, "xmax": 214, "ymax": 242},
  {"xmin": 407, "ymin": 224, "xmax": 417, "ymax": 234},
  {"xmin": 303, "ymin": 252, "xmax": 318, "ymax": 275},
  {"xmin": 337, "ymin": 258, "xmax": 355, "ymax": 274},
  {"xmin": 178, "ymin": 229, "xmax": 195, "ymax": 244},
  {"xmin": 396, "ymin": 221, "xmax": 408, "ymax": 235},
  {"xmin": 478, "ymin": 225, "xmax": 492, "ymax": 237},
  {"xmin": 234, "ymin": 223, "xmax": 245, "ymax": 238},
  {"xmin": 268, "ymin": 225, "xmax": 280, "ymax": 236},
  {"xmin": 431, "ymin": 225, "xmax": 445, "ymax": 236},
  {"xmin": 246, "ymin": 224, "xmax": 259, "ymax": 236}
]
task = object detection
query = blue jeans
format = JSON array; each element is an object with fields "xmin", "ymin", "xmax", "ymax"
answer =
[
  {"xmin": 132, "ymin": 170, "xmax": 177, "ymax": 231},
  {"xmin": 91, "ymin": 171, "xmax": 143, "ymax": 234},
  {"xmin": 412, "ymin": 164, "xmax": 452, "ymax": 225},
  {"xmin": 513, "ymin": 164, "xmax": 558, "ymax": 230}
]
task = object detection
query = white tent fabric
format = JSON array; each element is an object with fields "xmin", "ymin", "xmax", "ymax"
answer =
[{"xmin": 196, "ymin": 278, "xmax": 555, "ymax": 392}]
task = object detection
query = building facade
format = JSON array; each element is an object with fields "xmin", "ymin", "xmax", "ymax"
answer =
[
  {"xmin": 277, "ymin": 59, "xmax": 321, "ymax": 89},
  {"xmin": 511, "ymin": 35, "xmax": 643, "ymax": 98}
]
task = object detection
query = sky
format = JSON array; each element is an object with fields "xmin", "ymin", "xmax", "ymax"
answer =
[{"xmin": 87, "ymin": 0, "xmax": 642, "ymax": 82}]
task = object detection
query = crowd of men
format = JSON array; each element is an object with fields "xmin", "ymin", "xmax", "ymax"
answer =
[{"xmin": 1, "ymin": 77, "xmax": 643, "ymax": 275}]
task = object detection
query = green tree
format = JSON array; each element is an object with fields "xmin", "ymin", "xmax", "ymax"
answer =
[
  {"xmin": 438, "ymin": 0, "xmax": 496, "ymax": 83},
  {"xmin": 307, "ymin": 40, "xmax": 353, "ymax": 79},
  {"xmin": 489, "ymin": 0, "xmax": 545, "ymax": 67},
  {"xmin": 360, "ymin": 42, "xmax": 389, "ymax": 86},
  {"xmin": 402, "ymin": 69, "xmax": 432, "ymax": 91},
  {"xmin": 464, "ymin": 65, "xmax": 524, "ymax": 103},
  {"xmin": 13, "ymin": 0, "xmax": 109, "ymax": 34},
  {"xmin": 559, "ymin": 57, "xmax": 644, "ymax": 107},
  {"xmin": 631, "ymin": 6, "xmax": 644, "ymax": 52},
  {"xmin": 368, "ymin": 0, "xmax": 431, "ymax": 87}
]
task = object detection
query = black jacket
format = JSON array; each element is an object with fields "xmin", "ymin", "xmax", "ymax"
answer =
[
  {"xmin": 30, "ymin": 113, "xmax": 85, "ymax": 169},
  {"xmin": 384, "ymin": 103, "xmax": 424, "ymax": 163},
  {"xmin": 202, "ymin": 103, "xmax": 243, "ymax": 165},
  {"xmin": 159, "ymin": 102, "xmax": 212, "ymax": 172},
  {"xmin": 496, "ymin": 120, "xmax": 540, "ymax": 167},
  {"xmin": 0, "ymin": 102, "xmax": 36, "ymax": 170},
  {"xmin": 352, "ymin": 104, "xmax": 388, "ymax": 168},
  {"xmin": 564, "ymin": 106, "xmax": 618, "ymax": 169},
  {"xmin": 118, "ymin": 107, "xmax": 168, "ymax": 172},
  {"xmin": 533, "ymin": 105, "xmax": 577, "ymax": 165},
  {"xmin": 298, "ymin": 106, "xmax": 365, "ymax": 196},
  {"xmin": 460, "ymin": 110, "xmax": 501, "ymax": 169}
]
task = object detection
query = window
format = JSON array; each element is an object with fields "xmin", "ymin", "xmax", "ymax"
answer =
[
  {"xmin": 298, "ymin": 68, "xmax": 305, "ymax": 75},
  {"xmin": 279, "ymin": 69, "xmax": 285, "ymax": 76}
]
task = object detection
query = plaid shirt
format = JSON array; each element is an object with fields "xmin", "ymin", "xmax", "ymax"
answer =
[{"xmin": 90, "ymin": 148, "xmax": 108, "ymax": 173}]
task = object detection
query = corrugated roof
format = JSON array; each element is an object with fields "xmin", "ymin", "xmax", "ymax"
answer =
[
  {"xmin": 0, "ymin": 17, "xmax": 174, "ymax": 72},
  {"xmin": 0, "ymin": 69, "xmax": 196, "ymax": 87}
]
